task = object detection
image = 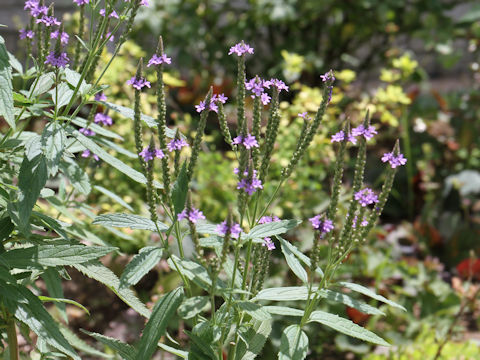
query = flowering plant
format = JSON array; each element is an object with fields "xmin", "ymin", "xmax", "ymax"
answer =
[{"xmin": 0, "ymin": 1, "xmax": 407, "ymax": 359}]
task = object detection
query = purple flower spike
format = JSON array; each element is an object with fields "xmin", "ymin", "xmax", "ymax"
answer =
[
  {"xmin": 139, "ymin": 147, "xmax": 165, "ymax": 161},
  {"xmin": 178, "ymin": 207, "xmax": 206, "ymax": 224},
  {"xmin": 352, "ymin": 125, "xmax": 377, "ymax": 140},
  {"xmin": 74, "ymin": 0, "xmax": 89, "ymax": 5},
  {"xmin": 155, "ymin": 149, "xmax": 165, "ymax": 159},
  {"xmin": 19, "ymin": 29, "xmax": 34, "ymax": 39},
  {"xmin": 331, "ymin": 130, "xmax": 345, "ymax": 143},
  {"xmin": 94, "ymin": 113, "xmax": 113, "ymax": 126},
  {"xmin": 260, "ymin": 93, "xmax": 271, "ymax": 105},
  {"xmin": 36, "ymin": 16, "xmax": 61, "ymax": 27},
  {"xmin": 258, "ymin": 216, "xmax": 280, "ymax": 224},
  {"xmin": 217, "ymin": 220, "xmax": 242, "ymax": 239},
  {"xmin": 82, "ymin": 149, "xmax": 99, "ymax": 161},
  {"xmin": 79, "ymin": 128, "xmax": 95, "ymax": 136},
  {"xmin": 320, "ymin": 70, "xmax": 335, "ymax": 83},
  {"xmin": 50, "ymin": 30, "xmax": 69, "ymax": 45},
  {"xmin": 195, "ymin": 98, "xmax": 219, "ymax": 113},
  {"xmin": 45, "ymin": 52, "xmax": 69, "ymax": 68},
  {"xmin": 352, "ymin": 216, "xmax": 368, "ymax": 228},
  {"xmin": 381, "ymin": 152, "xmax": 407, "ymax": 168},
  {"xmin": 30, "ymin": 5, "xmax": 48, "ymax": 18},
  {"xmin": 24, "ymin": 0, "xmax": 39, "ymax": 10},
  {"xmin": 147, "ymin": 53, "xmax": 171, "ymax": 67},
  {"xmin": 94, "ymin": 92, "xmax": 107, "ymax": 101},
  {"xmin": 354, "ymin": 188, "xmax": 379, "ymax": 207},
  {"xmin": 262, "ymin": 237, "xmax": 276, "ymax": 250},
  {"xmin": 228, "ymin": 42, "xmax": 254, "ymax": 56},
  {"xmin": 266, "ymin": 78, "xmax": 289, "ymax": 92},
  {"xmin": 167, "ymin": 138, "xmax": 189, "ymax": 152},
  {"xmin": 237, "ymin": 169, "xmax": 263, "ymax": 195},
  {"xmin": 127, "ymin": 76, "xmax": 151, "ymax": 90},
  {"xmin": 309, "ymin": 214, "xmax": 334, "ymax": 234},
  {"xmin": 214, "ymin": 93, "xmax": 228, "ymax": 104}
]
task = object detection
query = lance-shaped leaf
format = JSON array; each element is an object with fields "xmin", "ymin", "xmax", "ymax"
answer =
[
  {"xmin": 41, "ymin": 122, "xmax": 66, "ymax": 177},
  {"xmin": 94, "ymin": 186, "xmax": 133, "ymax": 211},
  {"xmin": 60, "ymin": 160, "xmax": 91, "ymax": 195},
  {"xmin": 178, "ymin": 296, "xmax": 210, "ymax": 319},
  {"xmin": 82, "ymin": 330, "xmax": 135, "ymax": 360},
  {"xmin": 49, "ymin": 82, "xmax": 74, "ymax": 110},
  {"xmin": 234, "ymin": 319, "xmax": 272, "ymax": 360},
  {"xmin": 308, "ymin": 310, "xmax": 390, "ymax": 346},
  {"xmin": 338, "ymin": 282, "xmax": 406, "ymax": 311},
  {"xmin": 135, "ymin": 287, "xmax": 184, "ymax": 360},
  {"xmin": 60, "ymin": 326, "xmax": 113, "ymax": 359},
  {"xmin": 247, "ymin": 219, "xmax": 301, "ymax": 240},
  {"xmin": 277, "ymin": 236, "xmax": 323, "ymax": 277},
  {"xmin": 171, "ymin": 163, "xmax": 188, "ymax": 216},
  {"xmin": 236, "ymin": 301, "xmax": 272, "ymax": 321},
  {"xmin": 119, "ymin": 246, "xmax": 163, "ymax": 289},
  {"xmin": 93, "ymin": 213, "xmax": 168, "ymax": 232},
  {"xmin": 0, "ymin": 35, "xmax": 14, "ymax": 129},
  {"xmin": 253, "ymin": 286, "xmax": 313, "ymax": 302},
  {"xmin": 279, "ymin": 238, "xmax": 308, "ymax": 283},
  {"xmin": 278, "ymin": 325, "xmax": 308, "ymax": 360}
]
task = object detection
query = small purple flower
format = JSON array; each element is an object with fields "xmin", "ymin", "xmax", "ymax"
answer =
[
  {"xmin": 139, "ymin": 147, "xmax": 165, "ymax": 161},
  {"xmin": 167, "ymin": 138, "xmax": 189, "ymax": 152},
  {"xmin": 352, "ymin": 216, "xmax": 368, "ymax": 228},
  {"xmin": 262, "ymin": 237, "xmax": 276, "ymax": 250},
  {"xmin": 36, "ymin": 16, "xmax": 61, "ymax": 27},
  {"xmin": 265, "ymin": 78, "xmax": 289, "ymax": 92},
  {"xmin": 352, "ymin": 125, "xmax": 377, "ymax": 140},
  {"xmin": 331, "ymin": 130, "xmax": 345, "ymax": 143},
  {"xmin": 79, "ymin": 128, "xmax": 95, "ymax": 136},
  {"xmin": 51, "ymin": 30, "xmax": 69, "ymax": 45},
  {"xmin": 127, "ymin": 76, "xmax": 151, "ymax": 90},
  {"xmin": 100, "ymin": 9, "xmax": 119, "ymax": 18},
  {"xmin": 320, "ymin": 70, "xmax": 335, "ymax": 83},
  {"xmin": 381, "ymin": 152, "xmax": 407, "ymax": 168},
  {"xmin": 233, "ymin": 134, "xmax": 259, "ymax": 149},
  {"xmin": 94, "ymin": 92, "xmax": 107, "ymax": 101},
  {"xmin": 102, "ymin": 31, "xmax": 115, "ymax": 42},
  {"xmin": 24, "ymin": 0, "xmax": 39, "ymax": 10},
  {"xmin": 30, "ymin": 5, "xmax": 48, "ymax": 17},
  {"xmin": 258, "ymin": 215, "xmax": 280, "ymax": 224},
  {"xmin": 298, "ymin": 112, "xmax": 309, "ymax": 119},
  {"xmin": 19, "ymin": 29, "xmax": 34, "ymax": 39},
  {"xmin": 94, "ymin": 113, "xmax": 113, "ymax": 126},
  {"xmin": 155, "ymin": 149, "xmax": 165, "ymax": 158},
  {"xmin": 195, "ymin": 99, "xmax": 218, "ymax": 113},
  {"xmin": 74, "ymin": 0, "xmax": 89, "ymax": 5},
  {"xmin": 228, "ymin": 42, "xmax": 254, "ymax": 56},
  {"xmin": 45, "ymin": 51, "xmax": 69, "ymax": 68},
  {"xmin": 213, "ymin": 93, "xmax": 228, "ymax": 104},
  {"xmin": 216, "ymin": 220, "xmax": 242, "ymax": 239},
  {"xmin": 354, "ymin": 188, "xmax": 379, "ymax": 207},
  {"xmin": 309, "ymin": 214, "xmax": 334, "ymax": 233},
  {"xmin": 177, "ymin": 207, "xmax": 206, "ymax": 223},
  {"xmin": 147, "ymin": 53, "xmax": 171, "ymax": 67},
  {"xmin": 237, "ymin": 169, "xmax": 263, "ymax": 195},
  {"xmin": 81, "ymin": 149, "xmax": 99, "ymax": 161},
  {"xmin": 260, "ymin": 93, "xmax": 271, "ymax": 105}
]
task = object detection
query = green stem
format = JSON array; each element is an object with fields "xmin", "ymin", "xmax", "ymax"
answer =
[
  {"xmin": 400, "ymin": 110, "xmax": 414, "ymax": 220},
  {"xmin": 6, "ymin": 317, "xmax": 19, "ymax": 360}
]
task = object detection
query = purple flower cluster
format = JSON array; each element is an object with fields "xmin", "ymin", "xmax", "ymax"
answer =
[
  {"xmin": 147, "ymin": 53, "xmax": 171, "ymax": 67},
  {"xmin": 36, "ymin": 16, "xmax": 61, "ymax": 27},
  {"xmin": 94, "ymin": 92, "xmax": 107, "ymax": 101},
  {"xmin": 81, "ymin": 149, "xmax": 99, "ymax": 161},
  {"xmin": 94, "ymin": 113, "xmax": 113, "ymax": 126},
  {"xmin": 167, "ymin": 138, "xmax": 189, "ymax": 152},
  {"xmin": 195, "ymin": 93, "xmax": 227, "ymax": 113},
  {"xmin": 228, "ymin": 42, "xmax": 254, "ymax": 56},
  {"xmin": 352, "ymin": 215, "xmax": 368, "ymax": 228},
  {"xmin": 79, "ymin": 128, "xmax": 95, "ymax": 136},
  {"xmin": 19, "ymin": 29, "xmax": 34, "ymax": 39},
  {"xmin": 51, "ymin": 30, "xmax": 69, "ymax": 45},
  {"xmin": 309, "ymin": 214, "xmax": 334, "ymax": 233},
  {"xmin": 354, "ymin": 188, "xmax": 378, "ymax": 207},
  {"xmin": 216, "ymin": 221, "xmax": 242, "ymax": 239},
  {"xmin": 330, "ymin": 130, "xmax": 357, "ymax": 144},
  {"xmin": 100, "ymin": 9, "xmax": 119, "ymax": 19},
  {"xmin": 45, "ymin": 51, "xmax": 69, "ymax": 68},
  {"xmin": 236, "ymin": 169, "xmax": 263, "ymax": 195},
  {"xmin": 25, "ymin": 0, "xmax": 47, "ymax": 17},
  {"xmin": 245, "ymin": 77, "xmax": 271, "ymax": 105},
  {"xmin": 127, "ymin": 76, "xmax": 151, "ymax": 90},
  {"xmin": 320, "ymin": 70, "xmax": 335, "ymax": 103},
  {"xmin": 267, "ymin": 78, "xmax": 289, "ymax": 93},
  {"xmin": 73, "ymin": 0, "xmax": 89, "ymax": 5},
  {"xmin": 381, "ymin": 152, "xmax": 407, "ymax": 168},
  {"xmin": 262, "ymin": 237, "xmax": 275, "ymax": 250},
  {"xmin": 330, "ymin": 124, "xmax": 377, "ymax": 144},
  {"xmin": 258, "ymin": 215, "xmax": 281, "ymax": 224},
  {"xmin": 232, "ymin": 133, "xmax": 259, "ymax": 149},
  {"xmin": 177, "ymin": 207, "xmax": 206, "ymax": 223},
  {"xmin": 139, "ymin": 147, "xmax": 165, "ymax": 161}
]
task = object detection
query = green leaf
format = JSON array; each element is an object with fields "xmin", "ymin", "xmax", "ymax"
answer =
[
  {"xmin": 157, "ymin": 343, "xmax": 187, "ymax": 359},
  {"xmin": 178, "ymin": 296, "xmax": 210, "ymax": 319},
  {"xmin": 38, "ymin": 296, "xmax": 90, "ymax": 316},
  {"xmin": 253, "ymin": 286, "xmax": 312, "ymax": 301},
  {"xmin": 277, "ymin": 236, "xmax": 323, "ymax": 277},
  {"xmin": 278, "ymin": 325, "xmax": 308, "ymax": 360},
  {"xmin": 94, "ymin": 185, "xmax": 132, "ymax": 211},
  {"xmin": 247, "ymin": 219, "xmax": 301, "ymax": 240},
  {"xmin": 0, "ymin": 282, "xmax": 80, "ymax": 359},
  {"xmin": 318, "ymin": 289, "xmax": 385, "ymax": 316},
  {"xmin": 234, "ymin": 319, "xmax": 272, "ymax": 360},
  {"xmin": 60, "ymin": 160, "xmax": 91, "ymax": 195},
  {"xmin": 184, "ymin": 329, "xmax": 216, "ymax": 360},
  {"xmin": 167, "ymin": 255, "xmax": 213, "ymax": 291},
  {"xmin": 338, "ymin": 282, "xmax": 406, "ymax": 311},
  {"xmin": 119, "ymin": 246, "xmax": 163, "ymax": 289},
  {"xmin": 49, "ymin": 82, "xmax": 74, "ymax": 109},
  {"xmin": 101, "ymin": 101, "xmax": 178, "ymax": 138},
  {"xmin": 0, "ymin": 35, "xmax": 14, "ymax": 129},
  {"xmin": 41, "ymin": 122, "xmax": 66, "ymax": 177},
  {"xmin": 60, "ymin": 326, "xmax": 113, "ymax": 359},
  {"xmin": 0, "ymin": 216, "xmax": 14, "ymax": 242},
  {"xmin": 93, "ymin": 213, "xmax": 168, "ymax": 232},
  {"xmin": 32, "ymin": 211, "xmax": 70, "ymax": 240},
  {"xmin": 264, "ymin": 306, "xmax": 304, "ymax": 317},
  {"xmin": 171, "ymin": 162, "xmax": 188, "ymax": 215},
  {"xmin": 81, "ymin": 330, "xmax": 136, "ymax": 360},
  {"xmin": 308, "ymin": 310, "xmax": 390, "ymax": 346},
  {"xmin": 279, "ymin": 238, "xmax": 308, "ymax": 283},
  {"xmin": 8, "ymin": 51, "xmax": 23, "ymax": 74},
  {"xmin": 72, "ymin": 130, "xmax": 162, "ymax": 188},
  {"xmin": 42, "ymin": 268, "xmax": 68, "ymax": 323},
  {"xmin": 0, "ymin": 245, "xmax": 115, "ymax": 268},
  {"xmin": 69, "ymin": 117, "xmax": 123, "ymax": 140},
  {"xmin": 236, "ymin": 301, "xmax": 271, "ymax": 321},
  {"xmin": 135, "ymin": 287, "xmax": 184, "ymax": 360},
  {"xmin": 17, "ymin": 154, "xmax": 48, "ymax": 233},
  {"xmin": 73, "ymin": 260, "xmax": 150, "ymax": 318},
  {"xmin": 64, "ymin": 68, "xmax": 91, "ymax": 95},
  {"xmin": 30, "ymin": 72, "xmax": 55, "ymax": 97}
]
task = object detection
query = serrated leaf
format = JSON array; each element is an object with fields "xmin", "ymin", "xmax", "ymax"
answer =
[
  {"xmin": 32, "ymin": 211, "xmax": 70, "ymax": 240},
  {"xmin": 38, "ymin": 296, "xmax": 90, "ymax": 315},
  {"xmin": 42, "ymin": 268, "xmax": 67, "ymax": 323},
  {"xmin": 0, "ymin": 35, "xmax": 14, "ymax": 129},
  {"xmin": 184, "ymin": 329, "xmax": 216, "ymax": 360},
  {"xmin": 178, "ymin": 296, "xmax": 210, "ymax": 319},
  {"xmin": 135, "ymin": 287, "xmax": 184, "ymax": 360},
  {"xmin": 247, "ymin": 219, "xmax": 301, "ymax": 240},
  {"xmin": 60, "ymin": 327, "xmax": 113, "ymax": 359},
  {"xmin": 72, "ymin": 130, "xmax": 162, "ymax": 188},
  {"xmin": 93, "ymin": 213, "xmax": 168, "ymax": 232},
  {"xmin": 338, "ymin": 282, "xmax": 406, "ymax": 311},
  {"xmin": 49, "ymin": 82, "xmax": 74, "ymax": 109},
  {"xmin": 0, "ymin": 245, "xmax": 115, "ymax": 268},
  {"xmin": 171, "ymin": 162, "xmax": 188, "ymax": 215},
  {"xmin": 318, "ymin": 289, "xmax": 385, "ymax": 316},
  {"xmin": 82, "ymin": 330, "xmax": 135, "ymax": 360},
  {"xmin": 30, "ymin": 72, "xmax": 55, "ymax": 97},
  {"xmin": 41, "ymin": 122, "xmax": 66, "ymax": 176},
  {"xmin": 235, "ymin": 319, "xmax": 272, "ymax": 360},
  {"xmin": 167, "ymin": 255, "xmax": 213, "ymax": 291},
  {"xmin": 119, "ymin": 246, "xmax": 163, "ymax": 289},
  {"xmin": 157, "ymin": 343, "xmax": 187, "ymax": 359},
  {"xmin": 264, "ymin": 306, "xmax": 304, "ymax": 317},
  {"xmin": 0, "ymin": 216, "xmax": 14, "ymax": 242},
  {"xmin": 236, "ymin": 301, "xmax": 271, "ymax": 321},
  {"xmin": 69, "ymin": 117, "xmax": 123, "ymax": 140},
  {"xmin": 73, "ymin": 260, "xmax": 150, "ymax": 318},
  {"xmin": 277, "ymin": 236, "xmax": 323, "ymax": 277},
  {"xmin": 101, "ymin": 101, "xmax": 178, "ymax": 138},
  {"xmin": 308, "ymin": 310, "xmax": 390, "ymax": 346},
  {"xmin": 278, "ymin": 325, "xmax": 308, "ymax": 360},
  {"xmin": 60, "ymin": 160, "xmax": 91, "ymax": 195},
  {"xmin": 24, "ymin": 134, "xmax": 42, "ymax": 160},
  {"xmin": 64, "ymin": 68, "xmax": 91, "ymax": 95},
  {"xmin": 0, "ymin": 282, "xmax": 80, "ymax": 359},
  {"xmin": 253, "ymin": 286, "xmax": 313, "ymax": 301},
  {"xmin": 279, "ymin": 238, "xmax": 308, "ymax": 283},
  {"xmin": 8, "ymin": 51, "xmax": 22, "ymax": 74},
  {"xmin": 94, "ymin": 185, "xmax": 132, "ymax": 211}
]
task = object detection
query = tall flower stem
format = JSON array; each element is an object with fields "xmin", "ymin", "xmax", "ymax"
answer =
[{"xmin": 6, "ymin": 316, "xmax": 18, "ymax": 360}]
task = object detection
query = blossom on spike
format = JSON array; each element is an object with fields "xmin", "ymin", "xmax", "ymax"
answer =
[
  {"xmin": 50, "ymin": 30, "xmax": 69, "ymax": 45},
  {"xmin": 352, "ymin": 125, "xmax": 377, "ymax": 140},
  {"xmin": 94, "ymin": 92, "xmax": 107, "ymax": 101},
  {"xmin": 228, "ymin": 42, "xmax": 254, "ymax": 56},
  {"xmin": 127, "ymin": 76, "xmax": 151, "ymax": 90},
  {"xmin": 262, "ymin": 237, "xmax": 276, "ymax": 250},
  {"xmin": 74, "ymin": 0, "xmax": 89, "ymax": 5},
  {"xmin": 178, "ymin": 207, "xmax": 206, "ymax": 223},
  {"xmin": 81, "ymin": 149, "xmax": 99, "ymax": 161},
  {"xmin": 320, "ymin": 70, "xmax": 335, "ymax": 83},
  {"xmin": 167, "ymin": 138, "xmax": 189, "ymax": 152},
  {"xmin": 331, "ymin": 130, "xmax": 345, "ymax": 143},
  {"xmin": 232, "ymin": 134, "xmax": 259, "ymax": 149},
  {"xmin": 258, "ymin": 215, "xmax": 280, "ymax": 224},
  {"xmin": 94, "ymin": 113, "xmax": 113, "ymax": 126},
  {"xmin": 216, "ymin": 221, "xmax": 242, "ymax": 239},
  {"xmin": 381, "ymin": 152, "xmax": 407, "ymax": 168},
  {"xmin": 79, "ymin": 128, "xmax": 95, "ymax": 136},
  {"xmin": 36, "ymin": 16, "xmax": 61, "ymax": 27},
  {"xmin": 309, "ymin": 214, "xmax": 334, "ymax": 233},
  {"xmin": 265, "ymin": 78, "xmax": 289, "ymax": 92},
  {"xmin": 354, "ymin": 188, "xmax": 379, "ymax": 207},
  {"xmin": 352, "ymin": 216, "xmax": 368, "ymax": 228},
  {"xmin": 147, "ymin": 53, "xmax": 171, "ymax": 67},
  {"xmin": 237, "ymin": 169, "xmax": 263, "ymax": 195},
  {"xmin": 45, "ymin": 51, "xmax": 69, "ymax": 67},
  {"xmin": 139, "ymin": 146, "xmax": 165, "ymax": 161},
  {"xmin": 19, "ymin": 29, "xmax": 34, "ymax": 39}
]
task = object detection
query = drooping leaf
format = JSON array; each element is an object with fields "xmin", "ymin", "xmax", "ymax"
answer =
[
  {"xmin": 178, "ymin": 296, "xmax": 210, "ymax": 319},
  {"xmin": 308, "ymin": 310, "xmax": 390, "ymax": 346},
  {"xmin": 236, "ymin": 301, "xmax": 272, "ymax": 321},
  {"xmin": 135, "ymin": 287, "xmax": 184, "ymax": 360},
  {"xmin": 38, "ymin": 296, "xmax": 90, "ymax": 315},
  {"xmin": 119, "ymin": 246, "xmax": 163, "ymax": 289},
  {"xmin": 81, "ymin": 330, "xmax": 136, "ymax": 360},
  {"xmin": 41, "ymin": 122, "xmax": 66, "ymax": 176},
  {"xmin": 94, "ymin": 186, "xmax": 133, "ymax": 211},
  {"xmin": 60, "ymin": 160, "xmax": 91, "ymax": 195},
  {"xmin": 93, "ymin": 213, "xmax": 168, "ymax": 232},
  {"xmin": 49, "ymin": 82, "xmax": 74, "ymax": 110},
  {"xmin": 277, "ymin": 236, "xmax": 323, "ymax": 277},
  {"xmin": 279, "ymin": 238, "xmax": 308, "ymax": 283},
  {"xmin": 247, "ymin": 219, "xmax": 301, "ymax": 240},
  {"xmin": 264, "ymin": 306, "xmax": 304, "ymax": 317},
  {"xmin": 171, "ymin": 162, "xmax": 188, "ymax": 216},
  {"xmin": 30, "ymin": 72, "xmax": 55, "ymax": 97},
  {"xmin": 64, "ymin": 68, "xmax": 91, "ymax": 95},
  {"xmin": 42, "ymin": 268, "xmax": 68, "ymax": 323},
  {"xmin": 60, "ymin": 327, "xmax": 113, "ymax": 359},
  {"xmin": 278, "ymin": 325, "xmax": 308, "ymax": 360},
  {"xmin": 73, "ymin": 260, "xmax": 150, "ymax": 318},
  {"xmin": 234, "ymin": 319, "xmax": 272, "ymax": 360},
  {"xmin": 0, "ymin": 35, "xmax": 14, "ymax": 129},
  {"xmin": 338, "ymin": 282, "xmax": 406, "ymax": 311},
  {"xmin": 318, "ymin": 289, "xmax": 385, "ymax": 316},
  {"xmin": 0, "ymin": 282, "xmax": 80, "ymax": 359}
]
